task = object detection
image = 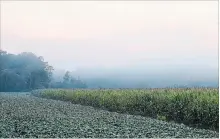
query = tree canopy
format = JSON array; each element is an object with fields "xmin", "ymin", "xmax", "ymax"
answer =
[{"xmin": 0, "ymin": 50, "xmax": 87, "ymax": 92}]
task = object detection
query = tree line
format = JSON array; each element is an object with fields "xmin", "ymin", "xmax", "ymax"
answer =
[
  {"xmin": 0, "ymin": 50, "xmax": 87, "ymax": 92},
  {"xmin": 51, "ymin": 71, "xmax": 87, "ymax": 89}
]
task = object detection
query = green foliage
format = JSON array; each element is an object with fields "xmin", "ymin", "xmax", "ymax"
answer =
[
  {"xmin": 33, "ymin": 88, "xmax": 219, "ymax": 131},
  {"xmin": 0, "ymin": 50, "xmax": 87, "ymax": 91},
  {"xmin": 0, "ymin": 50, "xmax": 53, "ymax": 92},
  {"xmin": 157, "ymin": 115, "xmax": 167, "ymax": 121},
  {"xmin": 0, "ymin": 93, "xmax": 218, "ymax": 138}
]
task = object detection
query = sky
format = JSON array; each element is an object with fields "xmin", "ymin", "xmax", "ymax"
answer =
[{"xmin": 1, "ymin": 1, "xmax": 218, "ymax": 72}]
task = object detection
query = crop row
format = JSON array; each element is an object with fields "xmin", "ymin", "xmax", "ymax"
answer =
[
  {"xmin": 0, "ymin": 92, "xmax": 219, "ymax": 138},
  {"xmin": 32, "ymin": 88, "xmax": 219, "ymax": 131}
]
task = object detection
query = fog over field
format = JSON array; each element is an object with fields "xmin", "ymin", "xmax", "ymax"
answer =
[
  {"xmin": 0, "ymin": 1, "xmax": 219, "ymax": 138},
  {"xmin": 1, "ymin": 1, "xmax": 218, "ymax": 88}
]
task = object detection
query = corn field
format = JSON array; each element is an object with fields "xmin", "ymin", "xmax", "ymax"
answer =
[
  {"xmin": 0, "ymin": 92, "xmax": 219, "ymax": 138},
  {"xmin": 32, "ymin": 88, "xmax": 219, "ymax": 131}
]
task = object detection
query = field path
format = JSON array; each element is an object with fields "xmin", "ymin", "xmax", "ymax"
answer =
[{"xmin": 0, "ymin": 92, "xmax": 218, "ymax": 138}]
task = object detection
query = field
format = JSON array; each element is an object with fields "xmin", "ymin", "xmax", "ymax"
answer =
[
  {"xmin": 32, "ymin": 88, "xmax": 219, "ymax": 131},
  {"xmin": 0, "ymin": 92, "xmax": 218, "ymax": 138}
]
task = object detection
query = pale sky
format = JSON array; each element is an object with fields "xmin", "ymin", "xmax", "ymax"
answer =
[{"xmin": 1, "ymin": 1, "xmax": 218, "ymax": 71}]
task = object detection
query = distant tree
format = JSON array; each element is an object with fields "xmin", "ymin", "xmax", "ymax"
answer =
[
  {"xmin": 63, "ymin": 71, "xmax": 71, "ymax": 83},
  {"xmin": 0, "ymin": 50, "xmax": 54, "ymax": 92},
  {"xmin": 51, "ymin": 71, "xmax": 87, "ymax": 89},
  {"xmin": 0, "ymin": 50, "xmax": 87, "ymax": 92}
]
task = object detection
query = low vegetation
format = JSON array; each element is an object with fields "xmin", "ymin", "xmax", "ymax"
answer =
[
  {"xmin": 32, "ymin": 88, "xmax": 219, "ymax": 131},
  {"xmin": 0, "ymin": 93, "xmax": 218, "ymax": 138}
]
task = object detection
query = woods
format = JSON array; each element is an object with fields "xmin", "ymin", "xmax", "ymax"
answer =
[{"xmin": 0, "ymin": 50, "xmax": 87, "ymax": 92}]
